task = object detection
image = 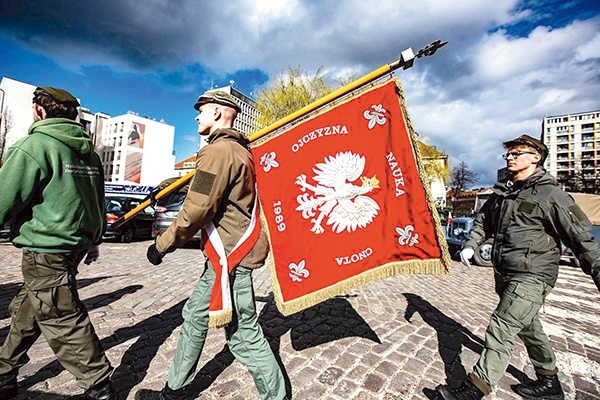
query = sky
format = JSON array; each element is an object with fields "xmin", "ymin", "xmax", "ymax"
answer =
[{"xmin": 0, "ymin": 0, "xmax": 599, "ymax": 187}]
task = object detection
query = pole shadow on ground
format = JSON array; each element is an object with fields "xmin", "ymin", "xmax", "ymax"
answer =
[
  {"xmin": 183, "ymin": 293, "xmax": 380, "ymax": 399},
  {"xmin": 3, "ymin": 279, "xmax": 379, "ymax": 399},
  {"xmin": 0, "ymin": 277, "xmax": 112, "ymax": 346},
  {"xmin": 6, "ymin": 283, "xmax": 148, "ymax": 399},
  {"xmin": 402, "ymin": 293, "xmax": 526, "ymax": 399}
]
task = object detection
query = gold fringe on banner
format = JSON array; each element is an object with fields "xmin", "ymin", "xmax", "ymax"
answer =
[
  {"xmin": 394, "ymin": 78, "xmax": 453, "ymax": 272},
  {"xmin": 208, "ymin": 309, "xmax": 233, "ymax": 329},
  {"xmin": 259, "ymin": 77, "xmax": 452, "ymax": 317}
]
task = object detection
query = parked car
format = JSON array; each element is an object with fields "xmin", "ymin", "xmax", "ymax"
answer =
[
  {"xmin": 445, "ymin": 216, "xmax": 493, "ymax": 267},
  {"xmin": 152, "ymin": 191, "xmax": 202, "ymax": 241},
  {"xmin": 563, "ymin": 224, "xmax": 600, "ymax": 266},
  {"xmin": 104, "ymin": 195, "xmax": 155, "ymax": 242},
  {"xmin": 0, "ymin": 221, "xmax": 11, "ymax": 239}
]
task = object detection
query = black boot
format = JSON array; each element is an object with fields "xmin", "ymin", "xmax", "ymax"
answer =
[
  {"xmin": 70, "ymin": 379, "xmax": 120, "ymax": 400},
  {"xmin": 0, "ymin": 372, "xmax": 18, "ymax": 400},
  {"xmin": 134, "ymin": 383, "xmax": 188, "ymax": 400},
  {"xmin": 513, "ymin": 372, "xmax": 564, "ymax": 399},
  {"xmin": 436, "ymin": 379, "xmax": 485, "ymax": 400}
]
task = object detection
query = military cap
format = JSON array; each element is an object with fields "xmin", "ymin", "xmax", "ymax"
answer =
[
  {"xmin": 193, "ymin": 90, "xmax": 241, "ymax": 112},
  {"xmin": 34, "ymin": 87, "xmax": 80, "ymax": 106},
  {"xmin": 503, "ymin": 134, "xmax": 548, "ymax": 163}
]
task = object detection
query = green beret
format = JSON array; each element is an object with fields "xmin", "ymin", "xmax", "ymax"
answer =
[
  {"xmin": 34, "ymin": 87, "xmax": 80, "ymax": 106},
  {"xmin": 193, "ymin": 90, "xmax": 241, "ymax": 112},
  {"xmin": 503, "ymin": 134, "xmax": 548, "ymax": 163}
]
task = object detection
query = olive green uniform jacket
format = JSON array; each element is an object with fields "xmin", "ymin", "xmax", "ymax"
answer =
[
  {"xmin": 465, "ymin": 169, "xmax": 600, "ymax": 289},
  {"xmin": 156, "ymin": 128, "xmax": 268, "ymax": 268}
]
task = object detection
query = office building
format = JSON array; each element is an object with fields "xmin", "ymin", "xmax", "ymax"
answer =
[{"xmin": 205, "ymin": 85, "xmax": 259, "ymax": 136}]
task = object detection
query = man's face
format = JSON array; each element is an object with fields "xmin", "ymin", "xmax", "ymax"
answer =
[
  {"xmin": 195, "ymin": 103, "xmax": 217, "ymax": 135},
  {"xmin": 505, "ymin": 145, "xmax": 540, "ymax": 174}
]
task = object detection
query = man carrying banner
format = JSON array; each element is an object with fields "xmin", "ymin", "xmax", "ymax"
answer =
[
  {"xmin": 436, "ymin": 134, "xmax": 600, "ymax": 400},
  {"xmin": 0, "ymin": 87, "xmax": 117, "ymax": 400},
  {"xmin": 135, "ymin": 91, "xmax": 287, "ymax": 400}
]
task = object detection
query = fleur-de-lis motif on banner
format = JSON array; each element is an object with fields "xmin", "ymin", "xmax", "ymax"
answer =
[
  {"xmin": 289, "ymin": 260, "xmax": 310, "ymax": 282},
  {"xmin": 363, "ymin": 104, "xmax": 387, "ymax": 129},
  {"xmin": 395, "ymin": 224, "xmax": 419, "ymax": 247},
  {"xmin": 260, "ymin": 151, "xmax": 279, "ymax": 172}
]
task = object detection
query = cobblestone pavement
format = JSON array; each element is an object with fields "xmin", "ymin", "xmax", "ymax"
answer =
[{"xmin": 0, "ymin": 238, "xmax": 598, "ymax": 400}]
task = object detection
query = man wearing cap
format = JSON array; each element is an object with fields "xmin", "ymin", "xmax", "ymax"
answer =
[
  {"xmin": 0, "ymin": 88, "xmax": 118, "ymax": 399},
  {"xmin": 436, "ymin": 134, "xmax": 600, "ymax": 400},
  {"xmin": 135, "ymin": 91, "xmax": 287, "ymax": 400}
]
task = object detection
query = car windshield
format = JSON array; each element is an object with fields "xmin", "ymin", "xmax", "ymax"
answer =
[
  {"xmin": 157, "ymin": 192, "xmax": 187, "ymax": 207},
  {"xmin": 591, "ymin": 225, "xmax": 600, "ymax": 242},
  {"xmin": 106, "ymin": 197, "xmax": 127, "ymax": 213}
]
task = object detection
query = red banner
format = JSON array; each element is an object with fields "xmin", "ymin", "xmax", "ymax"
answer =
[{"xmin": 251, "ymin": 79, "xmax": 450, "ymax": 315}]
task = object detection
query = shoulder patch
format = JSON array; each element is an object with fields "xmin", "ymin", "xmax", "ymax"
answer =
[
  {"xmin": 517, "ymin": 201, "xmax": 536, "ymax": 214},
  {"xmin": 190, "ymin": 170, "xmax": 216, "ymax": 196},
  {"xmin": 569, "ymin": 204, "xmax": 588, "ymax": 222}
]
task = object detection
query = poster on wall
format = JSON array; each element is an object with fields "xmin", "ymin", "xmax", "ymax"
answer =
[
  {"xmin": 128, "ymin": 122, "xmax": 145, "ymax": 148},
  {"xmin": 124, "ymin": 122, "xmax": 145, "ymax": 182}
]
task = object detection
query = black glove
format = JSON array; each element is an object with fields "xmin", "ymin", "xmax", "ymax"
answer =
[{"xmin": 147, "ymin": 243, "xmax": 164, "ymax": 265}]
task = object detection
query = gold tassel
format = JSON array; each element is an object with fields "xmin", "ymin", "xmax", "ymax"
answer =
[
  {"xmin": 208, "ymin": 308, "xmax": 233, "ymax": 329},
  {"xmin": 273, "ymin": 257, "xmax": 450, "ymax": 317}
]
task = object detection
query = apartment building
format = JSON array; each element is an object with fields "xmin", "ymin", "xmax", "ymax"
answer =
[
  {"xmin": 0, "ymin": 77, "xmax": 178, "ymax": 186},
  {"xmin": 0, "ymin": 77, "xmax": 37, "ymax": 160},
  {"xmin": 543, "ymin": 110, "xmax": 600, "ymax": 192},
  {"xmin": 99, "ymin": 112, "xmax": 176, "ymax": 186}
]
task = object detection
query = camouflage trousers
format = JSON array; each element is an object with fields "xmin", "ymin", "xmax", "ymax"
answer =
[
  {"xmin": 0, "ymin": 250, "xmax": 112, "ymax": 389},
  {"xmin": 472, "ymin": 274, "xmax": 557, "ymax": 390}
]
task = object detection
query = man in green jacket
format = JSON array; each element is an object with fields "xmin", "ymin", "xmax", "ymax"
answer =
[
  {"xmin": 436, "ymin": 134, "xmax": 600, "ymax": 400},
  {"xmin": 0, "ymin": 87, "xmax": 118, "ymax": 400}
]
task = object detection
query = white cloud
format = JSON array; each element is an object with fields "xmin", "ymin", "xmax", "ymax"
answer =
[
  {"xmin": 401, "ymin": 17, "xmax": 600, "ymax": 185},
  {"xmin": 2, "ymin": 1, "xmax": 598, "ymax": 186}
]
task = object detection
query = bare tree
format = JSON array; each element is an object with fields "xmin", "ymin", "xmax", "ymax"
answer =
[{"xmin": 449, "ymin": 161, "xmax": 478, "ymax": 201}]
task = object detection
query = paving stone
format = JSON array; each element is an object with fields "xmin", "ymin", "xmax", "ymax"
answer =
[{"xmin": 0, "ymin": 240, "xmax": 597, "ymax": 399}]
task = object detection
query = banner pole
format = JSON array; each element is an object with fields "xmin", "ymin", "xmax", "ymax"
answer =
[{"xmin": 111, "ymin": 40, "xmax": 446, "ymax": 229}]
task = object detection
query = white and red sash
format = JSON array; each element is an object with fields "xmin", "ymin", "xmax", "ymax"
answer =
[{"xmin": 201, "ymin": 195, "xmax": 261, "ymax": 328}]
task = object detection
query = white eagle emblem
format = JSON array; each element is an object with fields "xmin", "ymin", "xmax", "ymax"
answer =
[{"xmin": 295, "ymin": 151, "xmax": 380, "ymax": 234}]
